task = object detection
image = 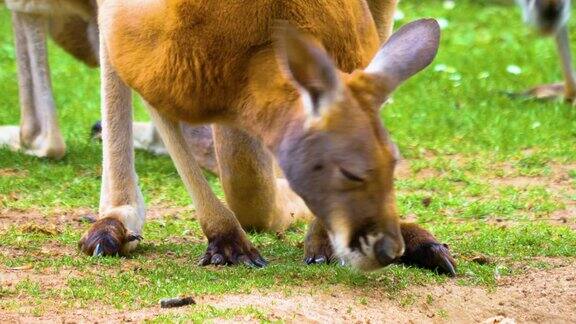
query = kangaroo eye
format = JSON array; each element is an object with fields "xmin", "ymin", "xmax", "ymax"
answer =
[{"xmin": 340, "ymin": 168, "xmax": 365, "ymax": 182}]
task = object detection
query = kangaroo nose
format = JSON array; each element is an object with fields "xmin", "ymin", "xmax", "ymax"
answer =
[{"xmin": 374, "ymin": 234, "xmax": 405, "ymax": 266}]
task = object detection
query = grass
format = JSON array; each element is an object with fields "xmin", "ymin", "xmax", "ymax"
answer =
[{"xmin": 0, "ymin": 0, "xmax": 575, "ymax": 321}]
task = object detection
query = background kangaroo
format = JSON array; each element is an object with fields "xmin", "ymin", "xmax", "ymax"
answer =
[
  {"xmin": 0, "ymin": 0, "xmax": 217, "ymax": 172},
  {"xmin": 80, "ymin": 0, "xmax": 456, "ymax": 275},
  {"xmin": 0, "ymin": 0, "xmax": 98, "ymax": 159},
  {"xmin": 516, "ymin": 0, "xmax": 575, "ymax": 102}
]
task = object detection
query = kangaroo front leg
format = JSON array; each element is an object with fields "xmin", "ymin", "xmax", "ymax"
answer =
[
  {"xmin": 213, "ymin": 125, "xmax": 310, "ymax": 233},
  {"xmin": 145, "ymin": 109, "xmax": 266, "ymax": 267},
  {"xmin": 0, "ymin": 12, "xmax": 65, "ymax": 159},
  {"xmin": 304, "ymin": 218, "xmax": 335, "ymax": 265},
  {"xmin": 79, "ymin": 42, "xmax": 145, "ymax": 256}
]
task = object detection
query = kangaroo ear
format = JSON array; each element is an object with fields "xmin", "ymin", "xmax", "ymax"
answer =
[
  {"xmin": 274, "ymin": 21, "xmax": 342, "ymax": 121},
  {"xmin": 364, "ymin": 19, "xmax": 441, "ymax": 105}
]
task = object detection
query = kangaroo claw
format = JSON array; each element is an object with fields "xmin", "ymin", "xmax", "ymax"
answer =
[
  {"xmin": 400, "ymin": 243, "xmax": 457, "ymax": 277},
  {"xmin": 93, "ymin": 243, "xmax": 104, "ymax": 257},
  {"xmin": 198, "ymin": 231, "xmax": 266, "ymax": 268}
]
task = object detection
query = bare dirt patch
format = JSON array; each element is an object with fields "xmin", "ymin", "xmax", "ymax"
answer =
[
  {"xmin": 0, "ymin": 206, "xmax": 195, "ymax": 231},
  {"xmin": 0, "ymin": 208, "xmax": 93, "ymax": 231},
  {"xmin": 0, "ymin": 261, "xmax": 574, "ymax": 323}
]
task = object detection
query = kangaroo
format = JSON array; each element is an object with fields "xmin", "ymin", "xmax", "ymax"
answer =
[
  {"xmin": 0, "ymin": 0, "xmax": 216, "ymax": 172},
  {"xmin": 516, "ymin": 0, "xmax": 576, "ymax": 103},
  {"xmin": 80, "ymin": 0, "xmax": 455, "ymax": 275}
]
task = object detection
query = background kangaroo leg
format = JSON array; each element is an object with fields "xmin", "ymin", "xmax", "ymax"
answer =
[
  {"xmin": 79, "ymin": 41, "xmax": 145, "ymax": 256},
  {"xmin": 520, "ymin": 25, "xmax": 576, "ymax": 103},
  {"xmin": 213, "ymin": 125, "xmax": 310, "ymax": 233},
  {"xmin": 0, "ymin": 12, "xmax": 65, "ymax": 159},
  {"xmin": 90, "ymin": 120, "xmax": 219, "ymax": 174},
  {"xmin": 145, "ymin": 109, "xmax": 266, "ymax": 267}
]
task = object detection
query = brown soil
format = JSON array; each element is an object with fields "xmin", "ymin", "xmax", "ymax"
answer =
[
  {"xmin": 0, "ymin": 261, "xmax": 574, "ymax": 323},
  {"xmin": 0, "ymin": 206, "xmax": 195, "ymax": 231}
]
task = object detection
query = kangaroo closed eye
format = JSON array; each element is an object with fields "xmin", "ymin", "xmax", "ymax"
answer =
[{"xmin": 340, "ymin": 168, "xmax": 365, "ymax": 182}]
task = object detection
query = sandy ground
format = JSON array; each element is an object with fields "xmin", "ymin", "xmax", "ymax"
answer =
[{"xmin": 0, "ymin": 261, "xmax": 574, "ymax": 323}]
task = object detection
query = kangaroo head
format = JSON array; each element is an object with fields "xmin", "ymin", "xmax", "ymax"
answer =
[
  {"xmin": 274, "ymin": 19, "xmax": 440, "ymax": 270},
  {"xmin": 517, "ymin": 0, "xmax": 571, "ymax": 34}
]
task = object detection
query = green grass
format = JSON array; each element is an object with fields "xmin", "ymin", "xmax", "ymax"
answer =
[{"xmin": 0, "ymin": 0, "xmax": 575, "ymax": 320}]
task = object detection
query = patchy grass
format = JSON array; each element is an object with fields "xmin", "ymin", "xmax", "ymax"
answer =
[{"xmin": 0, "ymin": 0, "xmax": 575, "ymax": 321}]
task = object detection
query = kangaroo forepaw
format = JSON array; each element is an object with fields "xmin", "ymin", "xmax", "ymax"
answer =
[
  {"xmin": 303, "ymin": 219, "xmax": 335, "ymax": 265},
  {"xmin": 400, "ymin": 243, "xmax": 456, "ymax": 277},
  {"xmin": 304, "ymin": 238, "xmax": 335, "ymax": 265},
  {"xmin": 198, "ymin": 231, "xmax": 267, "ymax": 268},
  {"xmin": 78, "ymin": 217, "xmax": 142, "ymax": 257}
]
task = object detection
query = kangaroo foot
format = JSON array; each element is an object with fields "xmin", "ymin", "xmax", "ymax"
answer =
[
  {"xmin": 199, "ymin": 230, "xmax": 267, "ymax": 268},
  {"xmin": 78, "ymin": 209, "xmax": 142, "ymax": 257},
  {"xmin": 399, "ymin": 223, "xmax": 456, "ymax": 277},
  {"xmin": 304, "ymin": 219, "xmax": 335, "ymax": 265},
  {"xmin": 0, "ymin": 125, "xmax": 66, "ymax": 159},
  {"xmin": 0, "ymin": 126, "xmax": 21, "ymax": 151},
  {"xmin": 511, "ymin": 82, "xmax": 576, "ymax": 104}
]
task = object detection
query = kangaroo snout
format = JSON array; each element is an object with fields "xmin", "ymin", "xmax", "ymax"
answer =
[{"xmin": 329, "ymin": 220, "xmax": 405, "ymax": 271}]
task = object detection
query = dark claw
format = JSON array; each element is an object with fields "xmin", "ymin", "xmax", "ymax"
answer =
[
  {"xmin": 126, "ymin": 233, "xmax": 143, "ymax": 242},
  {"xmin": 314, "ymin": 256, "xmax": 327, "ymax": 264},
  {"xmin": 253, "ymin": 257, "xmax": 268, "ymax": 268},
  {"xmin": 93, "ymin": 243, "xmax": 104, "ymax": 257},
  {"xmin": 210, "ymin": 254, "xmax": 225, "ymax": 266},
  {"xmin": 198, "ymin": 255, "xmax": 210, "ymax": 266},
  {"xmin": 400, "ymin": 243, "xmax": 457, "ymax": 277},
  {"xmin": 304, "ymin": 255, "xmax": 331, "ymax": 265},
  {"xmin": 429, "ymin": 244, "xmax": 457, "ymax": 277},
  {"xmin": 199, "ymin": 232, "xmax": 266, "ymax": 268},
  {"xmin": 437, "ymin": 255, "xmax": 457, "ymax": 277},
  {"xmin": 237, "ymin": 255, "xmax": 253, "ymax": 267}
]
